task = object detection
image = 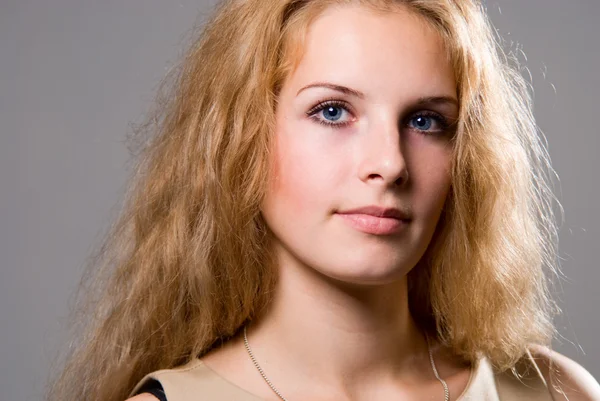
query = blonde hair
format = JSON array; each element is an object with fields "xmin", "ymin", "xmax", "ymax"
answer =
[{"xmin": 48, "ymin": 1, "xmax": 560, "ymax": 400}]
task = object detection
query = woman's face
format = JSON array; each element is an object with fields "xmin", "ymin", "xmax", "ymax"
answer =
[{"xmin": 261, "ymin": 5, "xmax": 458, "ymax": 285}]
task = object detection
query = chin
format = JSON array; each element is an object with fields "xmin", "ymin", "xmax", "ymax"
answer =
[{"xmin": 314, "ymin": 259, "xmax": 414, "ymax": 287}]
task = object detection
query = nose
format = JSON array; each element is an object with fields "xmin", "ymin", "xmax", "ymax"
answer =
[{"xmin": 357, "ymin": 119, "xmax": 408, "ymax": 187}]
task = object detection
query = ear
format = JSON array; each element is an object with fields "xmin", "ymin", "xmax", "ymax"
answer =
[{"xmin": 528, "ymin": 344, "xmax": 600, "ymax": 401}]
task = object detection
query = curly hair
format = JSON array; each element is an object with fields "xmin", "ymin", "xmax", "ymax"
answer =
[{"xmin": 47, "ymin": 1, "xmax": 560, "ymax": 400}]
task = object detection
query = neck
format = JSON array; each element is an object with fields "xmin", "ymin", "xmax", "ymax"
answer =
[{"xmin": 247, "ymin": 247, "xmax": 430, "ymax": 392}]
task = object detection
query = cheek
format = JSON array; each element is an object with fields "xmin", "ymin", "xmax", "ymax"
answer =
[
  {"xmin": 264, "ymin": 128, "xmax": 331, "ymax": 219},
  {"xmin": 265, "ymin": 117, "xmax": 352, "ymax": 218},
  {"xmin": 408, "ymin": 139, "xmax": 453, "ymax": 212},
  {"xmin": 267, "ymin": 154, "xmax": 312, "ymax": 217},
  {"xmin": 425, "ymin": 150, "xmax": 452, "ymax": 192}
]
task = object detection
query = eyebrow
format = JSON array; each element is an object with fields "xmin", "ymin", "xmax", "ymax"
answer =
[
  {"xmin": 296, "ymin": 82, "xmax": 458, "ymax": 108},
  {"xmin": 296, "ymin": 82, "xmax": 365, "ymax": 98},
  {"xmin": 415, "ymin": 96, "xmax": 459, "ymax": 108}
]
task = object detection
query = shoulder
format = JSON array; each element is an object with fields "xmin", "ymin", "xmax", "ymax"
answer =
[
  {"xmin": 127, "ymin": 359, "xmax": 207, "ymax": 401},
  {"xmin": 528, "ymin": 344, "xmax": 600, "ymax": 401}
]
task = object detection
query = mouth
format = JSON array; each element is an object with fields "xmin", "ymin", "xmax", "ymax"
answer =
[{"xmin": 334, "ymin": 212, "xmax": 409, "ymax": 235}]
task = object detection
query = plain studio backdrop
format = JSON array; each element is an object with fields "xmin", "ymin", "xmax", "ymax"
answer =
[{"xmin": 2, "ymin": 1, "xmax": 599, "ymax": 400}]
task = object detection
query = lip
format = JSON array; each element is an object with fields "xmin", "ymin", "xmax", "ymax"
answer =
[{"xmin": 335, "ymin": 206, "xmax": 409, "ymax": 235}]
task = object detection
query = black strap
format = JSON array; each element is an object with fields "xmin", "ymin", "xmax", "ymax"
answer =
[{"xmin": 135, "ymin": 378, "xmax": 167, "ymax": 401}]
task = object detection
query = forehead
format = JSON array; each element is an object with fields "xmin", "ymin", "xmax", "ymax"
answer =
[{"xmin": 283, "ymin": 5, "xmax": 456, "ymax": 100}]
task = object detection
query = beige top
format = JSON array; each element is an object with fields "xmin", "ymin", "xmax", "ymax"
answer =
[{"xmin": 131, "ymin": 354, "xmax": 553, "ymax": 401}]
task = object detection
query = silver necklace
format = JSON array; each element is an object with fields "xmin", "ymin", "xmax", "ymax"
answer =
[{"xmin": 243, "ymin": 325, "xmax": 450, "ymax": 401}]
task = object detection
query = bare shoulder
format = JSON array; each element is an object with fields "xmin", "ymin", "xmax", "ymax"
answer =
[
  {"xmin": 528, "ymin": 344, "xmax": 600, "ymax": 401},
  {"xmin": 125, "ymin": 394, "xmax": 160, "ymax": 401}
]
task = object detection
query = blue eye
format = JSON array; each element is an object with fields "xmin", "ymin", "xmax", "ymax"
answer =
[
  {"xmin": 411, "ymin": 116, "xmax": 432, "ymax": 130},
  {"xmin": 307, "ymin": 100, "xmax": 353, "ymax": 127},
  {"xmin": 407, "ymin": 112, "xmax": 449, "ymax": 133},
  {"xmin": 322, "ymin": 106, "xmax": 343, "ymax": 121}
]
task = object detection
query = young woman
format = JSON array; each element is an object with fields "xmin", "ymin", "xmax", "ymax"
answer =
[{"xmin": 48, "ymin": 1, "xmax": 600, "ymax": 400}]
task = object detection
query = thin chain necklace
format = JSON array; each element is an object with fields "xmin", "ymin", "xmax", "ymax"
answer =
[{"xmin": 243, "ymin": 325, "xmax": 450, "ymax": 401}]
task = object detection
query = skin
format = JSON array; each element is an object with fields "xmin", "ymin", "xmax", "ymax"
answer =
[
  {"xmin": 130, "ymin": 4, "xmax": 600, "ymax": 401},
  {"xmin": 204, "ymin": 5, "xmax": 468, "ymax": 401}
]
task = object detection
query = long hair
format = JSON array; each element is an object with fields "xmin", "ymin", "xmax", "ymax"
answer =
[{"xmin": 47, "ymin": 1, "xmax": 560, "ymax": 400}]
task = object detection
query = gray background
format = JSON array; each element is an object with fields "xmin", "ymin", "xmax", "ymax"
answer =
[{"xmin": 2, "ymin": 1, "xmax": 598, "ymax": 400}]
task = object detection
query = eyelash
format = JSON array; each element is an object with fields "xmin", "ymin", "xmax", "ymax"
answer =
[
  {"xmin": 306, "ymin": 99, "xmax": 452, "ymax": 133},
  {"xmin": 306, "ymin": 99, "xmax": 355, "ymax": 128}
]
